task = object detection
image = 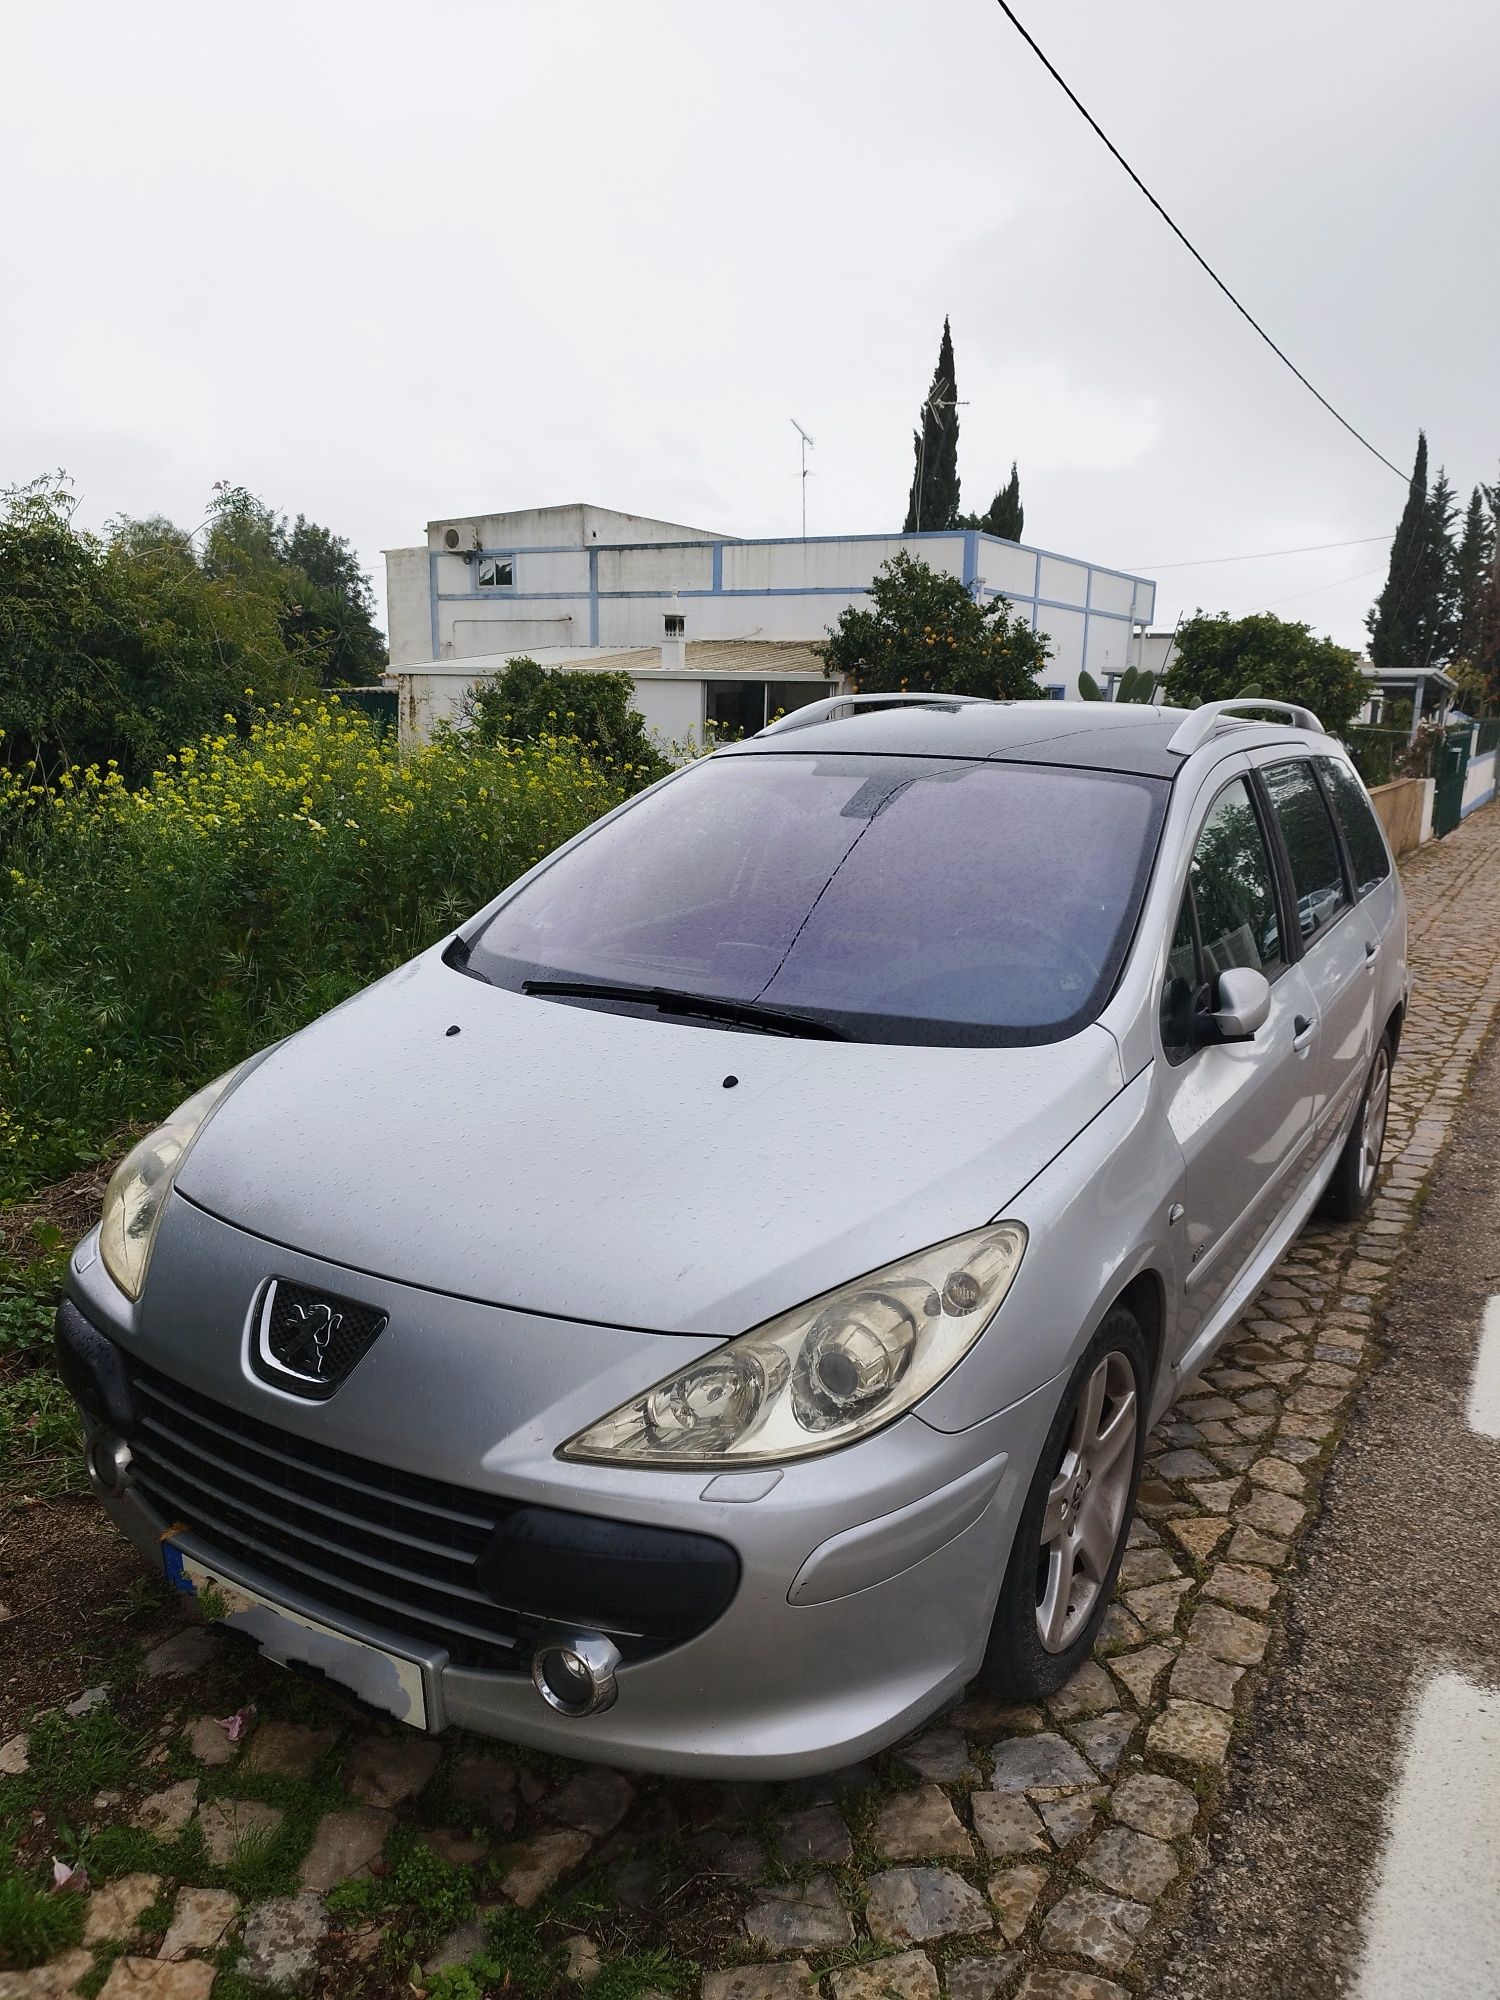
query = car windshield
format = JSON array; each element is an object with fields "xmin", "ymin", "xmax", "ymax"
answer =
[{"xmin": 461, "ymin": 752, "xmax": 1169, "ymax": 1046}]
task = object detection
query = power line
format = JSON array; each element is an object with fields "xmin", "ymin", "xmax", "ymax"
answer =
[
  {"xmin": 1132, "ymin": 533, "xmax": 1393, "ymax": 570},
  {"xmin": 991, "ymin": 1, "xmax": 1408, "ymax": 482}
]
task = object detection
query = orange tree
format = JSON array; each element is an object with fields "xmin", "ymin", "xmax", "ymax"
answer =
[{"xmin": 817, "ymin": 551, "xmax": 1049, "ymax": 697}]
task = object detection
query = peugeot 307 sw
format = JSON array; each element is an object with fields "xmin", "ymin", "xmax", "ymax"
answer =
[{"xmin": 57, "ymin": 694, "xmax": 1407, "ymax": 1775}]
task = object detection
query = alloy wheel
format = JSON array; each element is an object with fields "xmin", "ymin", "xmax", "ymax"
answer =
[
  {"xmin": 1034, "ymin": 1348, "xmax": 1138, "ymax": 1653},
  {"xmin": 1359, "ymin": 1045, "xmax": 1391, "ymax": 1203}
]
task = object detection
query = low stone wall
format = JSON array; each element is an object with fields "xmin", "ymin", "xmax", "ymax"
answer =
[{"xmin": 1370, "ymin": 775, "xmax": 1427, "ymax": 857}]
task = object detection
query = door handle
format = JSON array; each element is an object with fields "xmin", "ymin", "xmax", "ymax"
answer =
[
  {"xmin": 1365, "ymin": 938, "xmax": 1379, "ymax": 970},
  {"xmin": 1293, "ymin": 1014, "xmax": 1315, "ymax": 1051}
]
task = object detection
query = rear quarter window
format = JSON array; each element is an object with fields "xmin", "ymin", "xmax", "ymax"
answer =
[{"xmin": 1317, "ymin": 757, "xmax": 1393, "ymax": 897}]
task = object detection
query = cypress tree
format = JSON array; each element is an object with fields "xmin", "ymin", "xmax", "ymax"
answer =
[
  {"xmin": 1453, "ymin": 485, "xmax": 1495, "ymax": 670},
  {"xmin": 1368, "ymin": 431, "xmax": 1429, "ymax": 669},
  {"xmin": 1422, "ymin": 468, "xmax": 1458, "ymax": 666},
  {"xmin": 977, "ymin": 463, "xmax": 1024, "ymax": 541},
  {"xmin": 903, "ymin": 318, "xmax": 961, "ymax": 533}
]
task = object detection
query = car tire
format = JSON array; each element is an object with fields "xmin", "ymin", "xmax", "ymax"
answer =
[
  {"xmin": 1320, "ymin": 1035, "xmax": 1393, "ymax": 1224},
  {"xmin": 977, "ymin": 1305, "xmax": 1150, "ymax": 1702}
]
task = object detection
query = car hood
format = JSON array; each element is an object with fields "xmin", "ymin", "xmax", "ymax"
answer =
[{"xmin": 176, "ymin": 949, "xmax": 1124, "ymax": 1336}]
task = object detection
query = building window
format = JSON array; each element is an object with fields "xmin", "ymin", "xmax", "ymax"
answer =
[
  {"xmin": 476, "ymin": 556, "xmax": 514, "ymax": 589},
  {"xmin": 705, "ymin": 680, "xmax": 836, "ymax": 739},
  {"xmin": 1046, "ymin": 684, "xmax": 1065, "ymax": 700}
]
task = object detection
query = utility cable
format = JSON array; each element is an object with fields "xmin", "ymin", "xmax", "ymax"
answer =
[{"xmin": 992, "ymin": 0, "xmax": 1408, "ymax": 481}]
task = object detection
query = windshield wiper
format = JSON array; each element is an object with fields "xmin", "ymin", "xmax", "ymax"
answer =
[{"xmin": 520, "ymin": 978, "xmax": 851, "ymax": 1041}]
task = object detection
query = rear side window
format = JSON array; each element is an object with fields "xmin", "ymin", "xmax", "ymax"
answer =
[
  {"xmin": 1317, "ymin": 757, "xmax": 1392, "ymax": 897},
  {"xmin": 1262, "ymin": 760, "xmax": 1351, "ymax": 943},
  {"xmin": 1190, "ymin": 778, "xmax": 1284, "ymax": 978}
]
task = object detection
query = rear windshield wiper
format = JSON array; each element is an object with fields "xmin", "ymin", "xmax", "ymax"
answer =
[{"xmin": 520, "ymin": 978, "xmax": 851, "ymax": 1042}]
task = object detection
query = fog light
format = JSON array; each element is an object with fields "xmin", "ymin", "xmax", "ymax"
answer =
[
  {"xmin": 87, "ymin": 1433, "xmax": 134, "ymax": 1496},
  {"xmin": 531, "ymin": 1630, "xmax": 620, "ymax": 1716}
]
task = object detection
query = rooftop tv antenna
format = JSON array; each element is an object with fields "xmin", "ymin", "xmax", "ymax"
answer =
[{"xmin": 790, "ymin": 418, "xmax": 815, "ymax": 538}]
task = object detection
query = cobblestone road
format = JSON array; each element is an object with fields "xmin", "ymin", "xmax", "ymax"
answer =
[{"xmin": 7, "ymin": 805, "xmax": 1500, "ymax": 2000}]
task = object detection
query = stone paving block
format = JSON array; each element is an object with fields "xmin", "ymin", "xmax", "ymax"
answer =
[
  {"xmin": 1107, "ymin": 1644, "xmax": 1173, "ymax": 1709},
  {"xmin": 899, "ymin": 1726, "xmax": 979, "ymax": 1784},
  {"xmin": 1109, "ymin": 1771, "xmax": 1199, "ymax": 1840},
  {"xmin": 1163, "ymin": 1515, "xmax": 1229, "ymax": 1564},
  {"xmin": 197, "ymin": 1799, "xmax": 285, "ymax": 1868},
  {"xmin": 689, "ymin": 1829, "xmax": 767, "ymax": 1883},
  {"xmin": 743, "ymin": 1875, "xmax": 853, "ymax": 1951},
  {"xmin": 98, "ymin": 1961, "xmax": 214, "ymax": 2000},
  {"xmin": 874, "ymin": 1786, "xmax": 972, "ymax": 1861},
  {"xmin": 1226, "ymin": 1524, "xmax": 1290, "ymax": 1567},
  {"xmin": 831, "ymin": 1950, "xmax": 940, "ymax": 2000},
  {"xmin": 988, "ymin": 1863, "xmax": 1048, "ymax": 1941},
  {"xmin": 342, "ymin": 1732, "xmax": 440, "ymax": 1808},
  {"xmin": 1039, "ymin": 1886, "xmax": 1151, "ymax": 1974},
  {"xmin": 1066, "ymin": 1712, "xmax": 1136, "ymax": 1776},
  {"xmin": 1189, "ymin": 1602, "xmax": 1269, "ymax": 1666},
  {"xmin": 0, "ymin": 1733, "xmax": 28, "ymax": 1777},
  {"xmin": 970, "ymin": 1792, "xmax": 1048, "ymax": 1858},
  {"xmin": 243, "ymin": 1721, "xmax": 338, "ymax": 1780},
  {"xmin": 776, "ymin": 1803, "xmax": 853, "ymax": 1867},
  {"xmin": 1122, "ymin": 1579, "xmax": 1192, "ymax": 1634},
  {"xmin": 1203, "ymin": 1564, "xmax": 1277, "ymax": 1614},
  {"xmin": 866, "ymin": 1868, "xmax": 992, "ymax": 1944},
  {"xmin": 131, "ymin": 1779, "xmax": 198, "ymax": 1837},
  {"xmin": 1184, "ymin": 1479, "xmax": 1241, "ymax": 1514},
  {"xmin": 546, "ymin": 1768, "xmax": 635, "ymax": 1837},
  {"xmin": 563, "ymin": 1936, "xmax": 604, "ymax": 1985},
  {"xmin": 988, "ymin": 1732, "xmax": 1094, "ymax": 1793},
  {"xmin": 500, "ymin": 1828, "xmax": 593, "ymax": 1908},
  {"xmin": 1147, "ymin": 1699, "xmax": 1233, "ymax": 1768},
  {"xmin": 1045, "ymin": 1661, "xmax": 1118, "ymax": 1721},
  {"xmin": 1150, "ymin": 1448, "xmax": 1219, "ymax": 1482},
  {"xmin": 238, "ymin": 1893, "xmax": 329, "ymax": 1989},
  {"xmin": 702, "ymin": 1964, "xmax": 815, "ymax": 2000},
  {"xmin": 298, "ymin": 1807, "xmax": 393, "ymax": 1891},
  {"xmin": 943, "ymin": 1955, "xmax": 1020, "ymax": 2000},
  {"xmin": 1080, "ymin": 1825, "xmax": 1179, "ymax": 1902},
  {"xmin": 157, "ymin": 1886, "xmax": 238, "ymax": 1960},
  {"xmin": 0, "ymin": 1946, "xmax": 94, "ymax": 1997},
  {"xmin": 1169, "ymin": 1649, "xmax": 1243, "ymax": 1711},
  {"xmin": 83, "ymin": 1875, "xmax": 163, "ymax": 1945},
  {"xmin": 1237, "ymin": 1489, "xmax": 1307, "ymax": 1538},
  {"xmin": 141, "ymin": 1629, "xmax": 219, "ymax": 1679},
  {"xmin": 1015, "ymin": 1975, "xmax": 1128, "ymax": 2000},
  {"xmin": 182, "ymin": 1716, "xmax": 237, "ymax": 1768},
  {"xmin": 1037, "ymin": 1793, "xmax": 1100, "ymax": 1847},
  {"xmin": 1116, "ymin": 1547, "xmax": 1183, "ymax": 1591}
]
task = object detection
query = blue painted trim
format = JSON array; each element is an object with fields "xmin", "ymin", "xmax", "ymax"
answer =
[
  {"xmin": 428, "ymin": 549, "xmax": 440, "ymax": 659},
  {"xmin": 962, "ymin": 529, "xmax": 978, "ymax": 596},
  {"xmin": 712, "ymin": 542, "xmax": 723, "ymax": 590},
  {"xmin": 588, "ymin": 547, "xmax": 599, "ymax": 646}
]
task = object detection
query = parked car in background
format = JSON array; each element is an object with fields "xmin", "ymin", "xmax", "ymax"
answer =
[{"xmin": 58, "ymin": 695, "xmax": 1406, "ymax": 1775}]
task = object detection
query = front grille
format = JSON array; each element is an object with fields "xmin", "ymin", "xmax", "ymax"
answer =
[{"xmin": 126, "ymin": 1362, "xmax": 533, "ymax": 1672}]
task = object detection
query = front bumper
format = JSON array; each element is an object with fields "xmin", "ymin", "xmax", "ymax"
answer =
[{"xmin": 61, "ymin": 1198, "xmax": 1056, "ymax": 1777}]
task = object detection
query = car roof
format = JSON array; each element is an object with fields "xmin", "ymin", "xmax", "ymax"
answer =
[{"xmin": 717, "ymin": 698, "xmax": 1333, "ymax": 780}]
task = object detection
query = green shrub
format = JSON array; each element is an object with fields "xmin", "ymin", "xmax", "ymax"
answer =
[
  {"xmin": 0, "ymin": 702, "xmax": 640, "ymax": 1200},
  {"xmin": 464, "ymin": 657, "xmax": 670, "ymax": 781}
]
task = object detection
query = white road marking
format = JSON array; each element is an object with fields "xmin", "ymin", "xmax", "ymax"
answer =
[
  {"xmin": 1468, "ymin": 1296, "xmax": 1500, "ymax": 1438},
  {"xmin": 1354, "ymin": 1670, "xmax": 1500, "ymax": 1999}
]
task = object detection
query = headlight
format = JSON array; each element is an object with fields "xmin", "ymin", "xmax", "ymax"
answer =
[
  {"xmin": 560, "ymin": 1222, "xmax": 1027, "ymax": 1467},
  {"xmin": 99, "ymin": 1068, "xmax": 244, "ymax": 1300}
]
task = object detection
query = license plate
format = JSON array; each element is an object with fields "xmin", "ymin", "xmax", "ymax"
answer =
[{"xmin": 162, "ymin": 1540, "xmax": 430, "ymax": 1730}]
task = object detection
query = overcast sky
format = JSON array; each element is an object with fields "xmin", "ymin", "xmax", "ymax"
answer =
[{"xmin": 3, "ymin": 0, "xmax": 1496, "ymax": 651}]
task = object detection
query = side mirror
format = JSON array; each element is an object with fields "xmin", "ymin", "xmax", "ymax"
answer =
[{"xmin": 1205, "ymin": 966, "xmax": 1271, "ymax": 1044}]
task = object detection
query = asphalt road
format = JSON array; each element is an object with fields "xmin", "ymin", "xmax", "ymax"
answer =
[{"xmin": 1150, "ymin": 1006, "xmax": 1500, "ymax": 1998}]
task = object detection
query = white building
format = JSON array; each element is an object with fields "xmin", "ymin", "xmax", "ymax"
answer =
[{"xmin": 384, "ymin": 502, "xmax": 1157, "ymax": 747}]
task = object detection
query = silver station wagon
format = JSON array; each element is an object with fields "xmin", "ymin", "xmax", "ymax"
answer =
[{"xmin": 58, "ymin": 695, "xmax": 1407, "ymax": 1776}]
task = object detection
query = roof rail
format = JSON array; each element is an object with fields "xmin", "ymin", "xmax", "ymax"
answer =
[
  {"xmin": 1166, "ymin": 697, "xmax": 1324, "ymax": 758},
  {"xmin": 756, "ymin": 691, "xmax": 990, "ymax": 739}
]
